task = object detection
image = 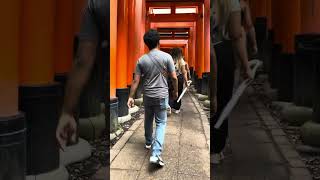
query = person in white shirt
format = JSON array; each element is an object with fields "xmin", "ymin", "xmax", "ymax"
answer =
[
  {"xmin": 168, "ymin": 48, "xmax": 189, "ymax": 114},
  {"xmin": 211, "ymin": 0, "xmax": 253, "ymax": 164}
]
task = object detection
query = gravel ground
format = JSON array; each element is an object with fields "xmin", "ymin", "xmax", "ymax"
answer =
[
  {"xmin": 66, "ymin": 107, "xmax": 144, "ymax": 180},
  {"xmin": 251, "ymin": 73, "xmax": 320, "ymax": 180}
]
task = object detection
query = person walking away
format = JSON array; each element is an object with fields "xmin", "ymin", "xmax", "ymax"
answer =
[
  {"xmin": 211, "ymin": 0, "xmax": 253, "ymax": 164},
  {"xmin": 56, "ymin": 0, "xmax": 108, "ymax": 149},
  {"xmin": 169, "ymin": 48, "xmax": 190, "ymax": 114},
  {"xmin": 127, "ymin": 29, "xmax": 178, "ymax": 167}
]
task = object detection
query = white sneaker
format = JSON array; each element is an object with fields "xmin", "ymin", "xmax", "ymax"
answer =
[
  {"xmin": 150, "ymin": 155, "xmax": 165, "ymax": 167},
  {"xmin": 172, "ymin": 109, "xmax": 180, "ymax": 114},
  {"xmin": 145, "ymin": 144, "xmax": 151, "ymax": 149}
]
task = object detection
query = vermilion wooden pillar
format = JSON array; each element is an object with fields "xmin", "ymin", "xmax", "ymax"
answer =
[
  {"xmin": 282, "ymin": 0, "xmax": 301, "ymax": 53},
  {"xmin": 20, "ymin": 1, "xmax": 55, "ymax": 85},
  {"xmin": 117, "ymin": 0, "xmax": 129, "ymax": 89},
  {"xmin": 267, "ymin": 0, "xmax": 272, "ymax": 29},
  {"xmin": 1, "ymin": 1, "xmax": 20, "ymax": 117},
  {"xmin": 0, "ymin": 4, "xmax": 26, "ymax": 178},
  {"xmin": 116, "ymin": 0, "xmax": 130, "ymax": 117},
  {"xmin": 301, "ymin": 0, "xmax": 320, "ymax": 33},
  {"xmin": 110, "ymin": 0, "xmax": 118, "ymax": 97},
  {"xmin": 196, "ymin": 4, "xmax": 204, "ymax": 78},
  {"xmin": 191, "ymin": 25, "xmax": 196, "ymax": 69},
  {"xmin": 54, "ymin": 0, "xmax": 73, "ymax": 75},
  {"xmin": 20, "ymin": 0, "xmax": 62, "ymax": 175},
  {"xmin": 127, "ymin": 0, "xmax": 144, "ymax": 86},
  {"xmin": 204, "ymin": 0, "xmax": 210, "ymax": 73}
]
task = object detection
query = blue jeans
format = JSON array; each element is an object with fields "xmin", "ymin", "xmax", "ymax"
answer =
[{"xmin": 143, "ymin": 96, "xmax": 168, "ymax": 157}]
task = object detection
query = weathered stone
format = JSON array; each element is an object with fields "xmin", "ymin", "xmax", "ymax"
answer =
[
  {"xmin": 26, "ymin": 165, "xmax": 69, "ymax": 180},
  {"xmin": 281, "ymin": 106, "xmax": 313, "ymax": 126},
  {"xmin": 296, "ymin": 145, "xmax": 320, "ymax": 154},
  {"xmin": 129, "ymin": 105, "xmax": 139, "ymax": 114},
  {"xmin": 118, "ymin": 114, "xmax": 132, "ymax": 124},
  {"xmin": 115, "ymin": 128, "xmax": 124, "ymax": 136},
  {"xmin": 134, "ymin": 98, "xmax": 143, "ymax": 106},
  {"xmin": 202, "ymin": 100, "xmax": 210, "ymax": 108},
  {"xmin": 60, "ymin": 138, "xmax": 92, "ymax": 166},
  {"xmin": 110, "ymin": 133, "xmax": 116, "ymax": 141},
  {"xmin": 79, "ymin": 113, "xmax": 106, "ymax": 141},
  {"xmin": 197, "ymin": 94, "xmax": 208, "ymax": 101},
  {"xmin": 301, "ymin": 121, "xmax": 320, "ymax": 147},
  {"xmin": 272, "ymin": 101, "xmax": 294, "ymax": 109}
]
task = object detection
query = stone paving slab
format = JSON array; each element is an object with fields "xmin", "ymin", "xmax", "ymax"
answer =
[{"xmin": 110, "ymin": 93, "xmax": 210, "ymax": 180}]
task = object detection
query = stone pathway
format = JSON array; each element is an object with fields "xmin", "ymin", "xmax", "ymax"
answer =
[
  {"xmin": 109, "ymin": 93, "xmax": 210, "ymax": 180},
  {"xmin": 212, "ymin": 91, "xmax": 291, "ymax": 180}
]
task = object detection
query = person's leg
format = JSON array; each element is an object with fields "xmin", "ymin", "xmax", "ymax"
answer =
[
  {"xmin": 211, "ymin": 41, "xmax": 235, "ymax": 154},
  {"xmin": 144, "ymin": 98, "xmax": 154, "ymax": 146},
  {"xmin": 151, "ymin": 98, "xmax": 168, "ymax": 157}
]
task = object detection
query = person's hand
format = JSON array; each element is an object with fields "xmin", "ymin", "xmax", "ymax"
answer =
[
  {"xmin": 242, "ymin": 66, "xmax": 253, "ymax": 80},
  {"xmin": 127, "ymin": 97, "xmax": 135, "ymax": 108},
  {"xmin": 173, "ymin": 91, "xmax": 178, "ymax": 100},
  {"xmin": 252, "ymin": 46, "xmax": 258, "ymax": 55},
  {"xmin": 56, "ymin": 113, "xmax": 77, "ymax": 150}
]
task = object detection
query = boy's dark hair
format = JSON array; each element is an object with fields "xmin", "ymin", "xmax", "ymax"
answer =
[{"xmin": 143, "ymin": 29, "xmax": 160, "ymax": 50}]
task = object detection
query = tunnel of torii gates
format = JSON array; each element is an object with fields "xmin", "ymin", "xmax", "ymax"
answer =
[
  {"xmin": 110, "ymin": 0, "xmax": 211, "ymax": 131},
  {"xmin": 1, "ymin": 0, "xmax": 320, "ymax": 178}
]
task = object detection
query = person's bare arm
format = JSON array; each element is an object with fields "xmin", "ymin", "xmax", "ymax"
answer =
[
  {"xmin": 56, "ymin": 40, "xmax": 97, "ymax": 148},
  {"xmin": 127, "ymin": 74, "xmax": 140, "ymax": 108},
  {"xmin": 129, "ymin": 74, "xmax": 140, "ymax": 98},
  {"xmin": 181, "ymin": 65, "xmax": 189, "ymax": 86},
  {"xmin": 63, "ymin": 40, "xmax": 97, "ymax": 114},
  {"xmin": 228, "ymin": 11, "xmax": 252, "ymax": 79},
  {"xmin": 244, "ymin": 3, "xmax": 258, "ymax": 54}
]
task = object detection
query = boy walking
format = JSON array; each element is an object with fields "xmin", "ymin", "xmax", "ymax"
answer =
[{"xmin": 127, "ymin": 29, "xmax": 178, "ymax": 166}]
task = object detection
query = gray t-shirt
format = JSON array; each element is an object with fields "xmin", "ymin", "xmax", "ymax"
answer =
[{"xmin": 135, "ymin": 49, "xmax": 175, "ymax": 98}]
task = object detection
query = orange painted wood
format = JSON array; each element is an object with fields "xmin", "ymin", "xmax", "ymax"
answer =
[
  {"xmin": 191, "ymin": 25, "xmax": 196, "ymax": 68},
  {"xmin": 73, "ymin": 0, "xmax": 87, "ymax": 33},
  {"xmin": 204, "ymin": 0, "xmax": 210, "ymax": 72},
  {"xmin": 54, "ymin": 0, "xmax": 73, "ymax": 74},
  {"xmin": 267, "ymin": 0, "xmax": 272, "ymax": 29},
  {"xmin": 110, "ymin": 0, "xmax": 118, "ymax": 97},
  {"xmin": 116, "ymin": 0, "xmax": 129, "ymax": 88},
  {"xmin": 0, "ymin": 0, "xmax": 20, "ymax": 116},
  {"xmin": 196, "ymin": 4, "xmax": 204, "ymax": 78},
  {"xmin": 20, "ymin": 0, "xmax": 55, "ymax": 85},
  {"xmin": 127, "ymin": 0, "xmax": 145, "ymax": 86},
  {"xmin": 301, "ymin": 0, "xmax": 320, "ymax": 33}
]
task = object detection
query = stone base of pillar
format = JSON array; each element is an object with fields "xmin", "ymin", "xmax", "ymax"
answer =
[
  {"xmin": 116, "ymin": 88, "xmax": 129, "ymax": 117},
  {"xmin": 129, "ymin": 106, "xmax": 139, "ymax": 114},
  {"xmin": 110, "ymin": 97, "xmax": 119, "ymax": 133},
  {"xmin": 26, "ymin": 165, "xmax": 68, "ymax": 180},
  {"xmin": 59, "ymin": 138, "xmax": 92, "ymax": 166},
  {"xmin": 19, "ymin": 83, "xmax": 62, "ymax": 175},
  {"xmin": 301, "ymin": 121, "xmax": 320, "ymax": 147},
  {"xmin": 118, "ymin": 114, "xmax": 132, "ymax": 124},
  {"xmin": 201, "ymin": 72, "xmax": 209, "ymax": 95},
  {"xmin": 277, "ymin": 53, "xmax": 294, "ymax": 102},
  {"xmin": 196, "ymin": 78, "xmax": 202, "ymax": 94},
  {"xmin": 281, "ymin": 105, "xmax": 313, "ymax": 126},
  {"xmin": 0, "ymin": 113, "xmax": 26, "ymax": 180},
  {"xmin": 78, "ymin": 113, "xmax": 106, "ymax": 141},
  {"xmin": 270, "ymin": 44, "xmax": 282, "ymax": 89}
]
